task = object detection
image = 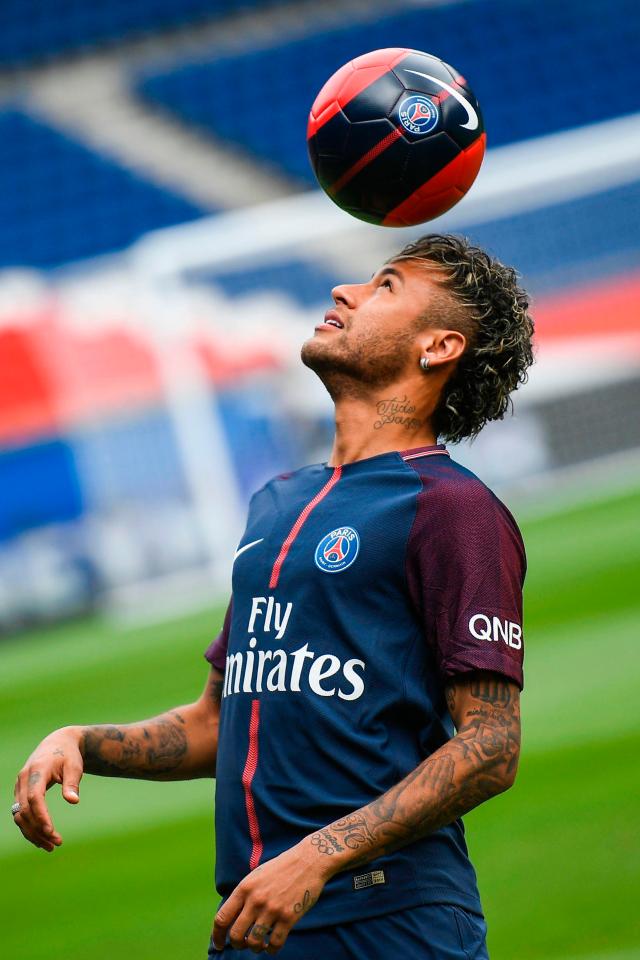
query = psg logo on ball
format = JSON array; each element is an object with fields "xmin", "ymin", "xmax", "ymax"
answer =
[
  {"xmin": 398, "ymin": 95, "xmax": 439, "ymax": 135},
  {"xmin": 315, "ymin": 526, "xmax": 360, "ymax": 574}
]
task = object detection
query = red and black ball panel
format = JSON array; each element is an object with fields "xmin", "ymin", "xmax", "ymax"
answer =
[{"xmin": 307, "ymin": 47, "xmax": 485, "ymax": 227}]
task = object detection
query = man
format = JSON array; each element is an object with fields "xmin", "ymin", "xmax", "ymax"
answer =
[{"xmin": 13, "ymin": 234, "xmax": 534, "ymax": 959}]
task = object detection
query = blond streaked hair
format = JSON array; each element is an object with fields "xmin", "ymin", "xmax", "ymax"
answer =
[{"xmin": 391, "ymin": 234, "xmax": 535, "ymax": 443}]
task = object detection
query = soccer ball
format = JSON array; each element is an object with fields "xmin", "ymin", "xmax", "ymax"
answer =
[{"xmin": 307, "ymin": 48, "xmax": 485, "ymax": 227}]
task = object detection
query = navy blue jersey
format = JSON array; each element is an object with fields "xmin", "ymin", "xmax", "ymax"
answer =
[{"xmin": 205, "ymin": 444, "xmax": 525, "ymax": 928}]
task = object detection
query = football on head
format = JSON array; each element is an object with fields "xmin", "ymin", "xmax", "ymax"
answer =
[{"xmin": 307, "ymin": 47, "xmax": 485, "ymax": 227}]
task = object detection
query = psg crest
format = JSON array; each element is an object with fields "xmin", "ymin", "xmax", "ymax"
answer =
[
  {"xmin": 398, "ymin": 94, "xmax": 440, "ymax": 135},
  {"xmin": 315, "ymin": 526, "xmax": 360, "ymax": 573}
]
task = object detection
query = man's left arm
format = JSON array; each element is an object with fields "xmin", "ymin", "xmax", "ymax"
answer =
[{"xmin": 212, "ymin": 670, "xmax": 520, "ymax": 954}]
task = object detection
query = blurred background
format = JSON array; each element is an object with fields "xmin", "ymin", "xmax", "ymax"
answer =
[{"xmin": 0, "ymin": 1, "xmax": 638, "ymax": 958}]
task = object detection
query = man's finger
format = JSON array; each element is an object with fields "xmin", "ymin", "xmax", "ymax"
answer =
[
  {"xmin": 62, "ymin": 758, "xmax": 83, "ymax": 804},
  {"xmin": 245, "ymin": 917, "xmax": 276, "ymax": 955},
  {"xmin": 25, "ymin": 769, "xmax": 55, "ymax": 836},
  {"xmin": 13, "ymin": 812, "xmax": 56, "ymax": 852},
  {"xmin": 265, "ymin": 923, "xmax": 291, "ymax": 956},
  {"xmin": 228, "ymin": 907, "xmax": 259, "ymax": 951},
  {"xmin": 13, "ymin": 806, "xmax": 54, "ymax": 845},
  {"xmin": 15, "ymin": 768, "xmax": 63, "ymax": 846},
  {"xmin": 13, "ymin": 777, "xmax": 47, "ymax": 845},
  {"xmin": 212, "ymin": 891, "xmax": 245, "ymax": 951}
]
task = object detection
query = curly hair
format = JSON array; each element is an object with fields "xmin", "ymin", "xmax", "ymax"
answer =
[{"xmin": 390, "ymin": 234, "xmax": 534, "ymax": 443}]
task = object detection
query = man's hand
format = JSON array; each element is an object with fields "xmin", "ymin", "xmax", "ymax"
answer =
[
  {"xmin": 211, "ymin": 671, "xmax": 519, "ymax": 953},
  {"xmin": 211, "ymin": 838, "xmax": 332, "ymax": 954},
  {"xmin": 13, "ymin": 726, "xmax": 84, "ymax": 852},
  {"xmin": 12, "ymin": 666, "xmax": 224, "ymax": 852}
]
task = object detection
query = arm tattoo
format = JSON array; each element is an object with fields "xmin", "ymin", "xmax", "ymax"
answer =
[
  {"xmin": 314, "ymin": 673, "xmax": 520, "ymax": 870},
  {"xmin": 470, "ymin": 674, "xmax": 512, "ymax": 706},
  {"xmin": 445, "ymin": 684, "xmax": 456, "ymax": 716},
  {"xmin": 208, "ymin": 675, "xmax": 224, "ymax": 706},
  {"xmin": 80, "ymin": 710, "xmax": 188, "ymax": 780},
  {"xmin": 310, "ymin": 814, "xmax": 377, "ymax": 857}
]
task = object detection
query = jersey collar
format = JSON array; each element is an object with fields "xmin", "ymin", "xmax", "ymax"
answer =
[{"xmin": 400, "ymin": 443, "xmax": 449, "ymax": 461}]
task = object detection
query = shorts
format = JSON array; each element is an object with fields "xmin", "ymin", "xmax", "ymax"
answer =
[{"xmin": 208, "ymin": 903, "xmax": 489, "ymax": 959}]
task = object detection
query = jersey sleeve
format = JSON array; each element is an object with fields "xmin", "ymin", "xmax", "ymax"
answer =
[
  {"xmin": 406, "ymin": 477, "xmax": 526, "ymax": 689},
  {"xmin": 204, "ymin": 597, "xmax": 232, "ymax": 672}
]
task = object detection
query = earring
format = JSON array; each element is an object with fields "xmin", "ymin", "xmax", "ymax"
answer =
[{"xmin": 420, "ymin": 357, "xmax": 430, "ymax": 372}]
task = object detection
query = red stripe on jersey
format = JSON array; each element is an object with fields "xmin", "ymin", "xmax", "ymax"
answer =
[
  {"xmin": 269, "ymin": 465, "xmax": 342, "ymax": 589},
  {"xmin": 382, "ymin": 133, "xmax": 486, "ymax": 227},
  {"xmin": 242, "ymin": 698, "xmax": 263, "ymax": 871},
  {"xmin": 307, "ymin": 48, "xmax": 411, "ymax": 138},
  {"xmin": 329, "ymin": 125, "xmax": 404, "ymax": 196}
]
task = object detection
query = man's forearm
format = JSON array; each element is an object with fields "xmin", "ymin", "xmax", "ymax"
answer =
[
  {"xmin": 78, "ymin": 703, "xmax": 218, "ymax": 781},
  {"xmin": 309, "ymin": 674, "xmax": 520, "ymax": 871}
]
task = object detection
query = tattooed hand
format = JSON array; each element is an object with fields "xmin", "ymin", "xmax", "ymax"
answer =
[
  {"xmin": 12, "ymin": 727, "xmax": 84, "ymax": 852},
  {"xmin": 211, "ymin": 840, "xmax": 329, "ymax": 954},
  {"xmin": 13, "ymin": 666, "xmax": 224, "ymax": 852}
]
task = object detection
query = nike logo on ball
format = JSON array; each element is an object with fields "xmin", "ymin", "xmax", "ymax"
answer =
[
  {"xmin": 403, "ymin": 70, "xmax": 479, "ymax": 130},
  {"xmin": 234, "ymin": 538, "xmax": 264, "ymax": 560}
]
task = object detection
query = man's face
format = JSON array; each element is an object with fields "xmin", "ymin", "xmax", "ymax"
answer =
[{"xmin": 301, "ymin": 259, "xmax": 441, "ymax": 392}]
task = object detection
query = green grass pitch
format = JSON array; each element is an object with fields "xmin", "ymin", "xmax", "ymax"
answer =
[{"xmin": 1, "ymin": 487, "xmax": 639, "ymax": 959}]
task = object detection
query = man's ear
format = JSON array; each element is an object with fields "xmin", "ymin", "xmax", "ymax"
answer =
[{"xmin": 418, "ymin": 329, "xmax": 467, "ymax": 370}]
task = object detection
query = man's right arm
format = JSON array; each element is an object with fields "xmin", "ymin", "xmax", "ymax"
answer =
[{"xmin": 13, "ymin": 666, "xmax": 224, "ymax": 853}]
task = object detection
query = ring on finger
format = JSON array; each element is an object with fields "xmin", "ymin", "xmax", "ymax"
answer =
[
  {"xmin": 250, "ymin": 922, "xmax": 273, "ymax": 942},
  {"xmin": 11, "ymin": 801, "xmax": 21, "ymax": 817}
]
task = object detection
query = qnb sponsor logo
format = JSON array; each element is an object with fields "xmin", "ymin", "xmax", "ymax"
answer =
[
  {"xmin": 223, "ymin": 641, "xmax": 366, "ymax": 701},
  {"xmin": 468, "ymin": 614, "xmax": 522, "ymax": 650}
]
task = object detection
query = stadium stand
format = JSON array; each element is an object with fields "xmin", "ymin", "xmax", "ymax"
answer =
[
  {"xmin": 0, "ymin": 110, "xmax": 205, "ymax": 268},
  {"xmin": 198, "ymin": 258, "xmax": 342, "ymax": 306},
  {"xmin": 0, "ymin": 0, "xmax": 638, "ymax": 630},
  {"xmin": 0, "ymin": 0, "xmax": 274, "ymax": 66},
  {"xmin": 464, "ymin": 179, "xmax": 640, "ymax": 295},
  {"xmin": 137, "ymin": 0, "xmax": 640, "ymax": 184},
  {"xmin": 0, "ymin": 438, "xmax": 83, "ymax": 542}
]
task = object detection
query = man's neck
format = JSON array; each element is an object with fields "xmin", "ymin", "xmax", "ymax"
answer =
[{"xmin": 327, "ymin": 393, "xmax": 438, "ymax": 467}]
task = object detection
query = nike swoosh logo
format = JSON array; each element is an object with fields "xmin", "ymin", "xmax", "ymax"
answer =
[
  {"xmin": 403, "ymin": 70, "xmax": 479, "ymax": 131},
  {"xmin": 234, "ymin": 538, "xmax": 264, "ymax": 561}
]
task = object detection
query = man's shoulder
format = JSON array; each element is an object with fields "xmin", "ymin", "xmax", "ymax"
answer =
[
  {"xmin": 248, "ymin": 462, "xmax": 327, "ymax": 502},
  {"xmin": 404, "ymin": 451, "xmax": 523, "ymax": 545},
  {"xmin": 405, "ymin": 449, "xmax": 494, "ymax": 503}
]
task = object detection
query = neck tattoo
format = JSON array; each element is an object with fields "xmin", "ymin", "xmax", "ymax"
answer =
[{"xmin": 373, "ymin": 396, "xmax": 421, "ymax": 431}]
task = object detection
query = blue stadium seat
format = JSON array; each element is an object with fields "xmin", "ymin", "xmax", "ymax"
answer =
[
  {"xmin": 138, "ymin": 0, "xmax": 640, "ymax": 185},
  {"xmin": 0, "ymin": 439, "xmax": 83, "ymax": 542},
  {"xmin": 72, "ymin": 412, "xmax": 189, "ymax": 509},
  {"xmin": 0, "ymin": 0, "xmax": 275, "ymax": 66},
  {"xmin": 468, "ymin": 179, "xmax": 640, "ymax": 295},
  {"xmin": 0, "ymin": 110, "xmax": 205, "ymax": 268}
]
